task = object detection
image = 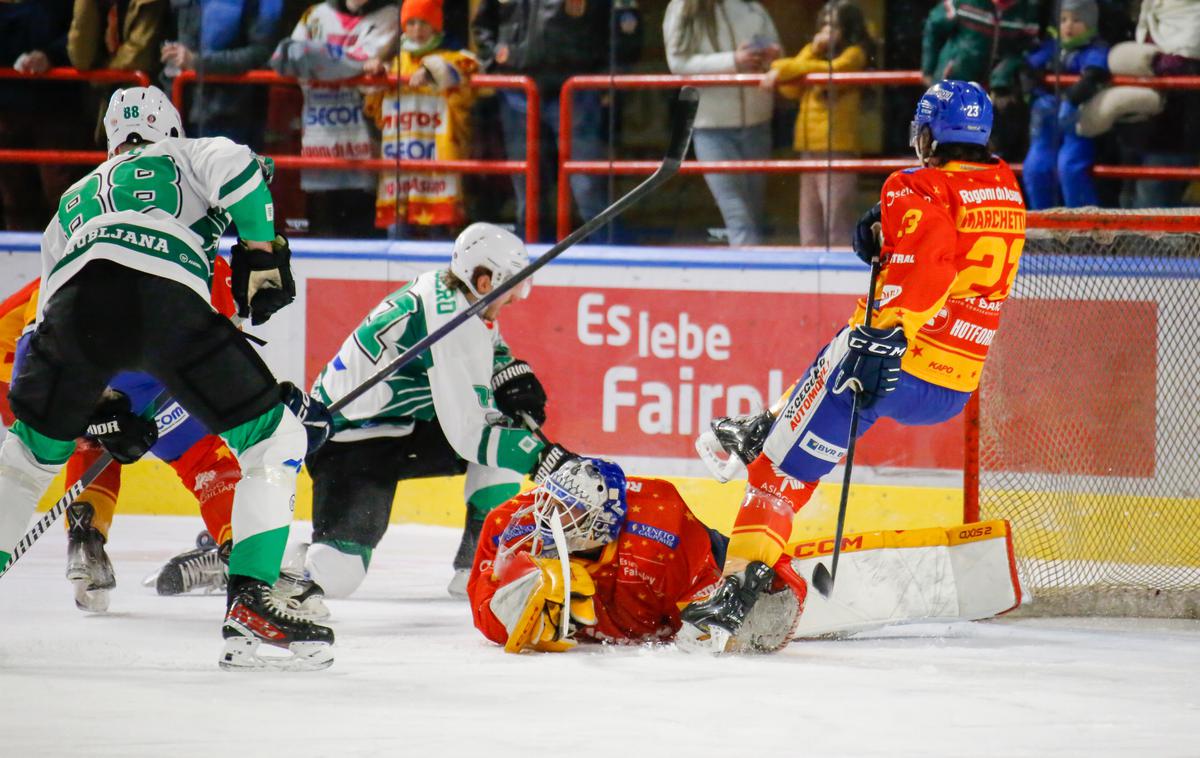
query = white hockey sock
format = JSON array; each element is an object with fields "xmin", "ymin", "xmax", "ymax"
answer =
[
  {"xmin": 227, "ymin": 410, "xmax": 306, "ymax": 584},
  {"xmin": 306, "ymin": 542, "xmax": 368, "ymax": 598},
  {"xmin": 0, "ymin": 433, "xmax": 63, "ymax": 557}
]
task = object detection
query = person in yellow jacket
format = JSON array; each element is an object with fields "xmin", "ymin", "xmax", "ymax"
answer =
[
  {"xmin": 366, "ymin": 0, "xmax": 477, "ymax": 238},
  {"xmin": 761, "ymin": 0, "xmax": 876, "ymax": 248}
]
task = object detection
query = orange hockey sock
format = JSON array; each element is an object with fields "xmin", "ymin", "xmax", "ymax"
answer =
[
  {"xmin": 724, "ymin": 453, "xmax": 817, "ymax": 575},
  {"xmin": 170, "ymin": 435, "xmax": 240, "ymax": 545},
  {"xmin": 64, "ymin": 439, "xmax": 122, "ymax": 539}
]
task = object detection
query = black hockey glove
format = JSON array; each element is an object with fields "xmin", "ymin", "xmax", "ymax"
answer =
[
  {"xmin": 491, "ymin": 359, "xmax": 547, "ymax": 426},
  {"xmin": 851, "ymin": 202, "xmax": 882, "ymax": 266},
  {"xmin": 532, "ymin": 443, "xmax": 577, "ymax": 485},
  {"xmin": 85, "ymin": 391, "xmax": 158, "ymax": 464},
  {"xmin": 231, "ymin": 235, "xmax": 296, "ymax": 326},
  {"xmin": 280, "ymin": 381, "xmax": 333, "ymax": 454},
  {"xmin": 830, "ymin": 325, "xmax": 907, "ymax": 410},
  {"xmin": 711, "ymin": 411, "xmax": 773, "ymax": 465}
]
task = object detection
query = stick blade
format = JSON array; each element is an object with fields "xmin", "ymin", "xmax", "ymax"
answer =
[
  {"xmin": 666, "ymin": 86, "xmax": 699, "ymax": 165},
  {"xmin": 811, "ymin": 562, "xmax": 834, "ymax": 598}
]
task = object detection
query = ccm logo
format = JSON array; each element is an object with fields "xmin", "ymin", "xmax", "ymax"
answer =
[
  {"xmin": 793, "ymin": 535, "xmax": 864, "ymax": 557},
  {"xmin": 958, "ymin": 526, "xmax": 994, "ymax": 539},
  {"xmin": 848, "ymin": 335, "xmax": 905, "ymax": 357}
]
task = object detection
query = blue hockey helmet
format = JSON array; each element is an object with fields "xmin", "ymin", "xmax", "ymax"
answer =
[
  {"xmin": 534, "ymin": 457, "xmax": 628, "ymax": 551},
  {"xmin": 909, "ymin": 80, "xmax": 993, "ymax": 149}
]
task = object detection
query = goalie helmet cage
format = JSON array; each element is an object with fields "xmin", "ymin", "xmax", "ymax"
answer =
[{"xmin": 964, "ymin": 208, "xmax": 1200, "ymax": 618}]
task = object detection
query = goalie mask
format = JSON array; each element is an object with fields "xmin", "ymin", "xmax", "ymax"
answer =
[
  {"xmin": 450, "ymin": 222, "xmax": 532, "ymax": 301},
  {"xmin": 533, "ymin": 458, "xmax": 628, "ymax": 553},
  {"xmin": 104, "ymin": 86, "xmax": 184, "ymax": 157}
]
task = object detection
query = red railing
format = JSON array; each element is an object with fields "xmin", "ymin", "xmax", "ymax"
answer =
[
  {"xmin": 557, "ymin": 71, "xmax": 1200, "ymax": 239},
  {"xmin": 0, "ymin": 66, "xmax": 150, "ymax": 87},
  {"xmin": 171, "ymin": 70, "xmax": 541, "ymax": 241}
]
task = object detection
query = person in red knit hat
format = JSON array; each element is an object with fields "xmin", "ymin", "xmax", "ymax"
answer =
[{"xmin": 364, "ymin": 0, "xmax": 479, "ymax": 238}]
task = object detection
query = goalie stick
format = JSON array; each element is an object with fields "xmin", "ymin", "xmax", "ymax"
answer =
[
  {"xmin": 810, "ymin": 255, "xmax": 882, "ymax": 598},
  {"xmin": 325, "ymin": 87, "xmax": 700, "ymax": 417}
]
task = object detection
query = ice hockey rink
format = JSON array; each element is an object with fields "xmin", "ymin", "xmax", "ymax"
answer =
[{"xmin": 0, "ymin": 515, "xmax": 1196, "ymax": 757}]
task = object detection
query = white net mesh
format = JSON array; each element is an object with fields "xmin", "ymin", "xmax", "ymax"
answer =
[{"xmin": 975, "ymin": 209, "xmax": 1200, "ymax": 617}]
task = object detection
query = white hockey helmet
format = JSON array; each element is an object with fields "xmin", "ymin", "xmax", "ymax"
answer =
[
  {"xmin": 104, "ymin": 86, "xmax": 184, "ymax": 157},
  {"xmin": 450, "ymin": 222, "xmax": 532, "ymax": 300}
]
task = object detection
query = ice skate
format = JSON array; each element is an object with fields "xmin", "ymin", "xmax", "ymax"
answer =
[
  {"xmin": 447, "ymin": 513, "xmax": 485, "ymax": 599},
  {"xmin": 147, "ymin": 534, "xmax": 229, "ymax": 596},
  {"xmin": 220, "ymin": 578, "xmax": 335, "ymax": 671},
  {"xmin": 678, "ymin": 561, "xmax": 775, "ymax": 654},
  {"xmin": 272, "ymin": 570, "xmax": 331, "ymax": 621},
  {"xmin": 65, "ymin": 502, "xmax": 115, "ymax": 613}
]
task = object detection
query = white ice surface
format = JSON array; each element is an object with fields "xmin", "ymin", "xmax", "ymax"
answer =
[{"xmin": 2, "ymin": 515, "xmax": 1199, "ymax": 758}]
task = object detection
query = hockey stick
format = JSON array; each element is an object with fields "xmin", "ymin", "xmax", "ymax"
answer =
[
  {"xmin": 326, "ymin": 87, "xmax": 700, "ymax": 416},
  {"xmin": 520, "ymin": 411, "xmax": 573, "ymax": 642},
  {"xmin": 810, "ymin": 255, "xmax": 882, "ymax": 598},
  {"xmin": 0, "ymin": 387, "xmax": 171, "ymax": 578}
]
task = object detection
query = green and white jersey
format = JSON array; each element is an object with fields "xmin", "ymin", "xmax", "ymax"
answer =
[
  {"xmin": 313, "ymin": 270, "xmax": 545, "ymax": 475},
  {"xmin": 38, "ymin": 136, "xmax": 274, "ymax": 321}
]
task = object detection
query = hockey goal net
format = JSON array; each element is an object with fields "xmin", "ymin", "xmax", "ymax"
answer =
[{"xmin": 966, "ymin": 208, "xmax": 1200, "ymax": 618}]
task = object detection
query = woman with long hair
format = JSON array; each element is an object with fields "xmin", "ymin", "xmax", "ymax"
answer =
[
  {"xmin": 763, "ymin": 0, "xmax": 877, "ymax": 248},
  {"xmin": 664, "ymin": 0, "xmax": 781, "ymax": 246}
]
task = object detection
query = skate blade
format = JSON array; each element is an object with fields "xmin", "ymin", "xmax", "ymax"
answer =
[
  {"xmin": 218, "ymin": 636, "xmax": 334, "ymax": 672},
  {"xmin": 446, "ymin": 569, "xmax": 470, "ymax": 600},
  {"xmin": 72, "ymin": 580, "xmax": 110, "ymax": 613},
  {"xmin": 675, "ymin": 622, "xmax": 733, "ymax": 655},
  {"xmin": 141, "ymin": 569, "xmax": 161, "ymax": 588}
]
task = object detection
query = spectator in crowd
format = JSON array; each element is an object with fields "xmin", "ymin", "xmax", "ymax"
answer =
[
  {"xmin": 0, "ymin": 0, "xmax": 86, "ymax": 231},
  {"xmin": 363, "ymin": 0, "xmax": 476, "ymax": 239},
  {"xmin": 664, "ymin": 0, "xmax": 780, "ymax": 246},
  {"xmin": 68, "ymin": 0, "xmax": 167, "ymax": 148},
  {"xmin": 473, "ymin": 0, "xmax": 643, "ymax": 241},
  {"xmin": 922, "ymin": 0, "xmax": 1039, "ymax": 159},
  {"xmin": 68, "ymin": 0, "xmax": 166, "ymax": 76},
  {"xmin": 272, "ymin": 0, "xmax": 398, "ymax": 237},
  {"xmin": 1123, "ymin": 0, "xmax": 1200, "ymax": 207},
  {"xmin": 1021, "ymin": 0, "xmax": 1110, "ymax": 209},
  {"xmin": 160, "ymin": 0, "xmax": 284, "ymax": 148},
  {"xmin": 762, "ymin": 0, "xmax": 875, "ymax": 248}
]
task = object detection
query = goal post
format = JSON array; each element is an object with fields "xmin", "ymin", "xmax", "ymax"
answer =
[{"xmin": 965, "ymin": 208, "xmax": 1200, "ymax": 618}]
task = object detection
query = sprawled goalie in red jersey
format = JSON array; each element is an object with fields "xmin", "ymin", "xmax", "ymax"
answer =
[
  {"xmin": 468, "ymin": 458, "xmax": 807, "ymax": 653},
  {"xmin": 685, "ymin": 80, "xmax": 1025, "ymax": 649}
]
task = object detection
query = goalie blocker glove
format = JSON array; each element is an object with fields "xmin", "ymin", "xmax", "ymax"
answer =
[
  {"xmin": 831, "ymin": 325, "xmax": 907, "ymax": 409},
  {"xmin": 85, "ymin": 391, "xmax": 158, "ymax": 464},
  {"xmin": 491, "ymin": 359, "xmax": 547, "ymax": 426},
  {"xmin": 231, "ymin": 235, "xmax": 296, "ymax": 326},
  {"xmin": 279, "ymin": 382, "xmax": 333, "ymax": 454}
]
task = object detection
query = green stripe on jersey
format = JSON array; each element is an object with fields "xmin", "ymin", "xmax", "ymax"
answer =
[
  {"xmin": 226, "ymin": 182, "xmax": 275, "ymax": 242},
  {"xmin": 218, "ymin": 161, "xmax": 260, "ymax": 201}
]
